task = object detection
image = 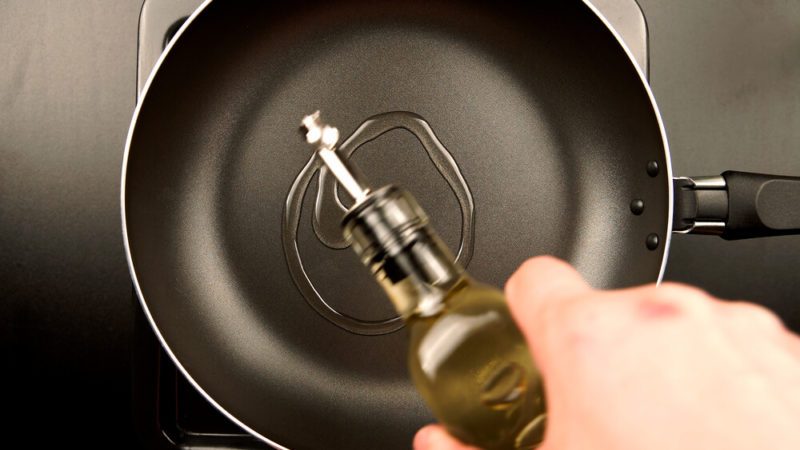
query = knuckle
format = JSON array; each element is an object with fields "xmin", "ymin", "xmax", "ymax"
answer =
[
  {"xmin": 725, "ymin": 301, "xmax": 784, "ymax": 331},
  {"xmin": 551, "ymin": 297, "xmax": 621, "ymax": 355},
  {"xmin": 655, "ymin": 282, "xmax": 709, "ymax": 300},
  {"xmin": 556, "ymin": 298, "xmax": 602, "ymax": 334},
  {"xmin": 650, "ymin": 282, "xmax": 713, "ymax": 313}
]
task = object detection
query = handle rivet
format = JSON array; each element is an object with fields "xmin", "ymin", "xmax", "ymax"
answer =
[
  {"xmin": 646, "ymin": 161, "xmax": 659, "ymax": 177},
  {"xmin": 646, "ymin": 233, "xmax": 660, "ymax": 250}
]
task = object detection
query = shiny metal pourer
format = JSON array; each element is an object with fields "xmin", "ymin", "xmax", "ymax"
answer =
[
  {"xmin": 298, "ymin": 112, "xmax": 463, "ymax": 319},
  {"xmin": 301, "ymin": 112, "xmax": 370, "ymax": 203}
]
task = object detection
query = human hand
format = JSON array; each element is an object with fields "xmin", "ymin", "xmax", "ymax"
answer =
[{"xmin": 414, "ymin": 256, "xmax": 800, "ymax": 450}]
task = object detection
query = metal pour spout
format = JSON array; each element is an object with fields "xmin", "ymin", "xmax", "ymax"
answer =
[{"xmin": 301, "ymin": 111, "xmax": 370, "ymax": 204}]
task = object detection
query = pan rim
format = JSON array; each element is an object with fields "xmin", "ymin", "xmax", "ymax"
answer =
[
  {"xmin": 122, "ymin": 1, "xmax": 292, "ymax": 448},
  {"xmin": 583, "ymin": 0, "xmax": 674, "ymax": 282},
  {"xmin": 120, "ymin": 1, "xmax": 673, "ymax": 448}
]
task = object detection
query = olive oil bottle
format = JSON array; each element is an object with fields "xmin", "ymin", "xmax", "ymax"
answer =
[{"xmin": 301, "ymin": 113, "xmax": 546, "ymax": 449}]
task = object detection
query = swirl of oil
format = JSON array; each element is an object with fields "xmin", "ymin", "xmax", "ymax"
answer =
[{"xmin": 282, "ymin": 112, "xmax": 475, "ymax": 335}]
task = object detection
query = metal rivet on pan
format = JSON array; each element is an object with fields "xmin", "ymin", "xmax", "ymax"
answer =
[
  {"xmin": 646, "ymin": 233, "xmax": 660, "ymax": 250},
  {"xmin": 630, "ymin": 199, "xmax": 645, "ymax": 215},
  {"xmin": 646, "ymin": 161, "xmax": 659, "ymax": 177}
]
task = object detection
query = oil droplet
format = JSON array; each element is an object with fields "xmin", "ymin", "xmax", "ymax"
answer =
[{"xmin": 480, "ymin": 362, "xmax": 527, "ymax": 410}]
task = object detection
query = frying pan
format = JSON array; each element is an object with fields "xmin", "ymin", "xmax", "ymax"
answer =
[{"xmin": 121, "ymin": 0, "xmax": 800, "ymax": 448}]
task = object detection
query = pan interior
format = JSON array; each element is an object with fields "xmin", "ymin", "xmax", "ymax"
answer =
[{"xmin": 124, "ymin": 1, "xmax": 669, "ymax": 448}]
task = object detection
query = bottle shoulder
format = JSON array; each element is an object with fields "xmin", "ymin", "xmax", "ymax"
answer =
[{"xmin": 407, "ymin": 280, "xmax": 517, "ymax": 340}]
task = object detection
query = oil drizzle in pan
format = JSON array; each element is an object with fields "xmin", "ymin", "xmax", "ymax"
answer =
[{"xmin": 282, "ymin": 111, "xmax": 475, "ymax": 335}]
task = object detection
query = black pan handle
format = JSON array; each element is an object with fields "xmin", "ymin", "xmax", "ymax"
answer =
[{"xmin": 673, "ymin": 171, "xmax": 800, "ymax": 240}]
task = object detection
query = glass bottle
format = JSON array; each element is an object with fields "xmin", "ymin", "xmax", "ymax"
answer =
[{"xmin": 301, "ymin": 113, "xmax": 546, "ymax": 449}]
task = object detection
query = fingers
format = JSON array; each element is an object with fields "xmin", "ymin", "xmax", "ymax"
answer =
[
  {"xmin": 413, "ymin": 425, "xmax": 479, "ymax": 450},
  {"xmin": 716, "ymin": 300, "xmax": 800, "ymax": 365},
  {"xmin": 718, "ymin": 300, "xmax": 786, "ymax": 334}
]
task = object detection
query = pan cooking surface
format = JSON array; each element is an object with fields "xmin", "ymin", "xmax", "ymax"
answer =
[{"xmin": 123, "ymin": 1, "xmax": 669, "ymax": 448}]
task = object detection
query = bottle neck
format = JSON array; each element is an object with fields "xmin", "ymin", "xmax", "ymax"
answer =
[
  {"xmin": 375, "ymin": 229, "xmax": 464, "ymax": 318},
  {"xmin": 343, "ymin": 186, "xmax": 464, "ymax": 319}
]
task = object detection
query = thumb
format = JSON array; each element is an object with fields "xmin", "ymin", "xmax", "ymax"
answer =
[{"xmin": 504, "ymin": 256, "xmax": 592, "ymax": 372}]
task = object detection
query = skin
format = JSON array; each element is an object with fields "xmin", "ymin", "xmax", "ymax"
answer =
[{"xmin": 414, "ymin": 256, "xmax": 800, "ymax": 450}]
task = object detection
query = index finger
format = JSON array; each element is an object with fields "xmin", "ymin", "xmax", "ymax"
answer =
[
  {"xmin": 505, "ymin": 256, "xmax": 593, "ymax": 310},
  {"xmin": 504, "ymin": 256, "xmax": 593, "ymax": 369}
]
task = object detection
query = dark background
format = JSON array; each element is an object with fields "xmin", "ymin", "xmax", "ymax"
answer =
[{"xmin": 1, "ymin": 0, "xmax": 798, "ymax": 447}]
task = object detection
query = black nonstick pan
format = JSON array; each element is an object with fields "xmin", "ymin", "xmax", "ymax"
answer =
[{"xmin": 121, "ymin": 1, "xmax": 800, "ymax": 448}]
